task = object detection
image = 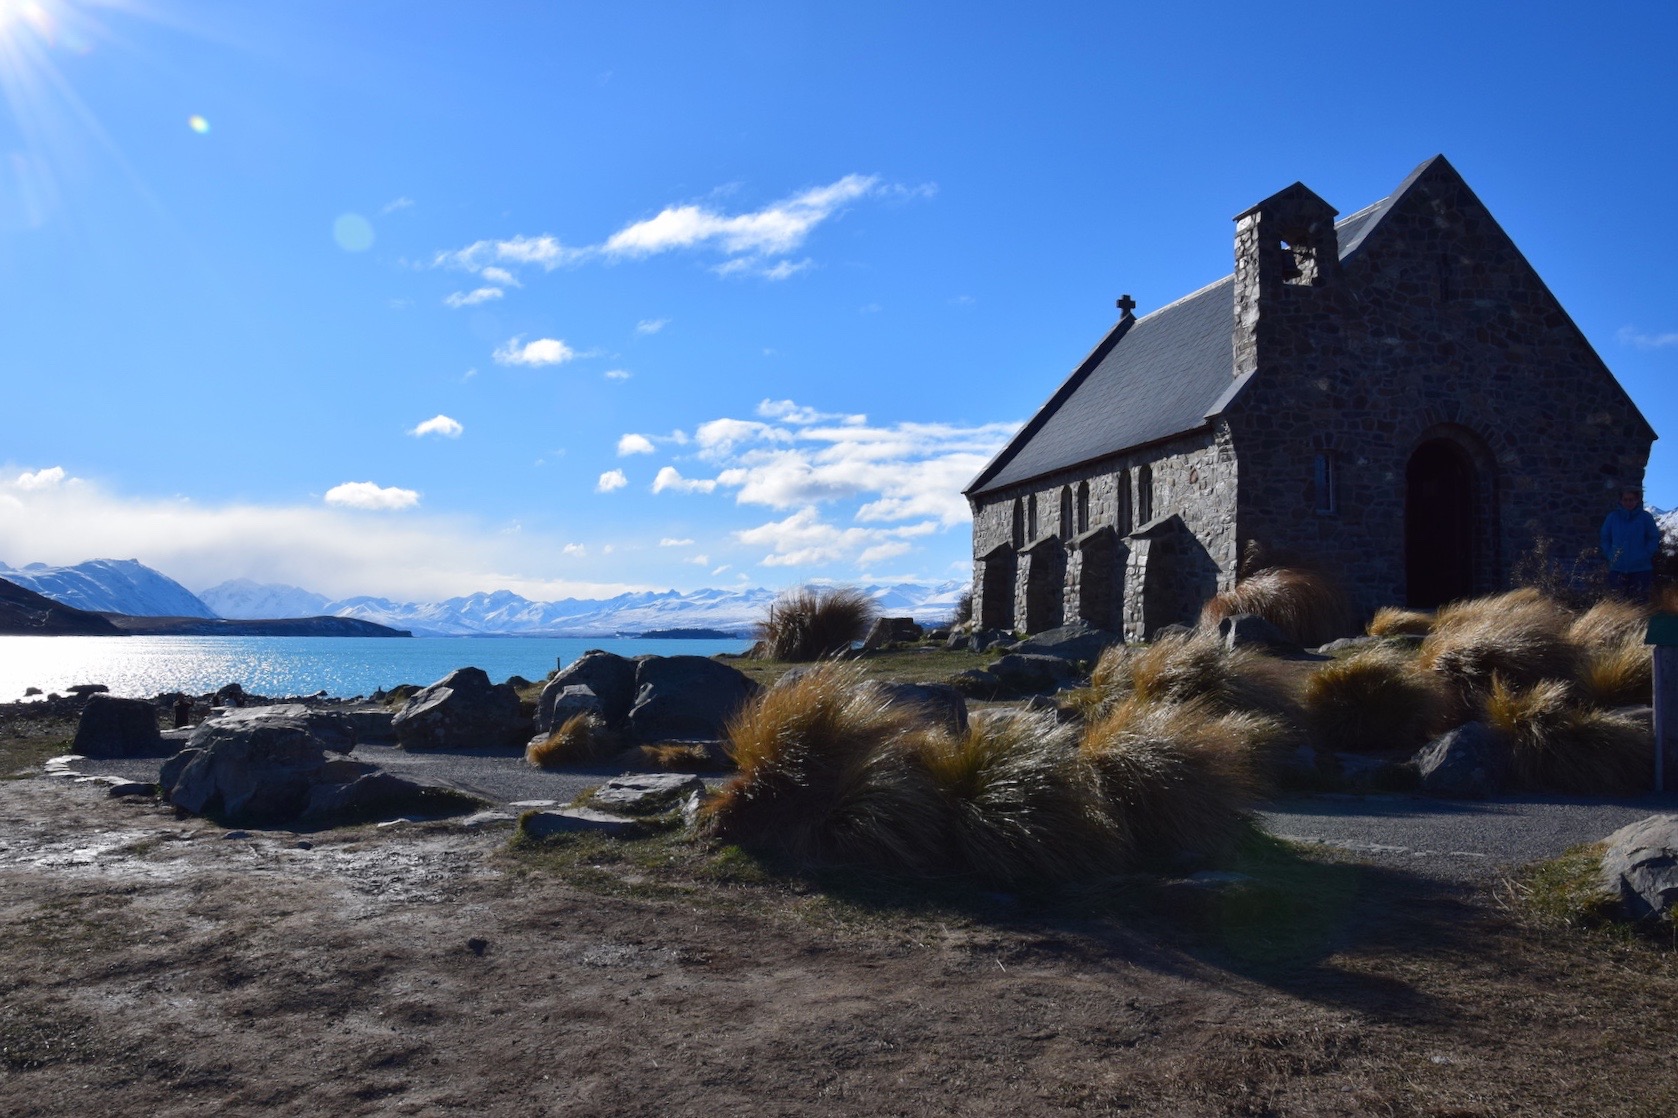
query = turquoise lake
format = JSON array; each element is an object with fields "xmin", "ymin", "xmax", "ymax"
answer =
[{"xmin": 0, "ymin": 635, "xmax": 753, "ymax": 702}]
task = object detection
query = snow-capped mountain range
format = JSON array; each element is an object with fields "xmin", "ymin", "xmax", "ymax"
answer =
[
  {"xmin": 0, "ymin": 559, "xmax": 968, "ymax": 637},
  {"xmin": 0, "ymin": 559, "xmax": 218, "ymax": 619}
]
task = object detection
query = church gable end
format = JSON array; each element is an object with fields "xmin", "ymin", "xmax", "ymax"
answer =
[{"xmin": 968, "ymin": 156, "xmax": 1656, "ymax": 635}]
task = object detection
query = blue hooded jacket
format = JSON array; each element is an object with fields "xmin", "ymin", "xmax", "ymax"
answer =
[{"xmin": 1600, "ymin": 506, "xmax": 1661, "ymax": 573}]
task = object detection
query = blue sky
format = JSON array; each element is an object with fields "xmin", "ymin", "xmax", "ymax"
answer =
[{"xmin": 1, "ymin": 0, "xmax": 1673, "ymax": 601}]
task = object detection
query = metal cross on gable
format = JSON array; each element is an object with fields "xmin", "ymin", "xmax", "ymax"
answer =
[{"xmin": 1115, "ymin": 293, "xmax": 1137, "ymax": 317}]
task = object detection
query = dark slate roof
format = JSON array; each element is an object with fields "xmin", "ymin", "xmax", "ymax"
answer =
[{"xmin": 966, "ymin": 181, "xmax": 1409, "ymax": 497}]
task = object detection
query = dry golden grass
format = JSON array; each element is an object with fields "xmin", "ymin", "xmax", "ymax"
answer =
[
  {"xmin": 1418, "ymin": 589, "xmax": 1581, "ymax": 715},
  {"xmin": 1080, "ymin": 697, "xmax": 1273, "ymax": 865},
  {"xmin": 703, "ymin": 663, "xmax": 946, "ymax": 871},
  {"xmin": 1088, "ymin": 631, "xmax": 1302, "ymax": 726},
  {"xmin": 637, "ymin": 743, "xmax": 720, "ymax": 772},
  {"xmin": 525, "ymin": 712, "xmax": 615, "ymax": 768},
  {"xmin": 1198, "ymin": 566, "xmax": 1356, "ymax": 648},
  {"xmin": 913, "ymin": 711, "xmax": 1123, "ymax": 885},
  {"xmin": 1482, "ymin": 677, "xmax": 1652, "ymax": 795},
  {"xmin": 1568, "ymin": 599, "xmax": 1650, "ymax": 650},
  {"xmin": 1302, "ymin": 647, "xmax": 1451, "ymax": 754},
  {"xmin": 1367, "ymin": 606, "xmax": 1435, "ymax": 638},
  {"xmin": 753, "ymin": 586, "xmax": 877, "ymax": 662}
]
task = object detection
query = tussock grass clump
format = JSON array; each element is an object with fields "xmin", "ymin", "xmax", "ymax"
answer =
[
  {"xmin": 1483, "ymin": 677, "xmax": 1652, "ymax": 795},
  {"xmin": 913, "ymin": 711, "xmax": 1123, "ymax": 885},
  {"xmin": 1418, "ymin": 589, "xmax": 1581, "ymax": 712},
  {"xmin": 1302, "ymin": 647, "xmax": 1450, "ymax": 754},
  {"xmin": 753, "ymin": 586, "xmax": 877, "ymax": 661},
  {"xmin": 1199, "ymin": 566, "xmax": 1355, "ymax": 648},
  {"xmin": 1089, "ymin": 631, "xmax": 1302, "ymax": 726},
  {"xmin": 704, "ymin": 663, "xmax": 945, "ymax": 871},
  {"xmin": 525, "ymin": 713, "xmax": 615, "ymax": 768},
  {"xmin": 1568, "ymin": 599, "xmax": 1653, "ymax": 707},
  {"xmin": 1080, "ymin": 698, "xmax": 1275, "ymax": 865},
  {"xmin": 638, "ymin": 743, "xmax": 719, "ymax": 772},
  {"xmin": 1367, "ymin": 606, "xmax": 1435, "ymax": 638},
  {"xmin": 1568, "ymin": 599, "xmax": 1650, "ymax": 650}
]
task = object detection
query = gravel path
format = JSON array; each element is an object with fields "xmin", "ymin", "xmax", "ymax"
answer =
[
  {"xmin": 68, "ymin": 749, "xmax": 1678, "ymax": 882},
  {"xmin": 1260, "ymin": 791, "xmax": 1678, "ymax": 880}
]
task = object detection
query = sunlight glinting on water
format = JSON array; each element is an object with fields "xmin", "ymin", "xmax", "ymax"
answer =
[{"xmin": 0, "ymin": 636, "xmax": 752, "ymax": 701}]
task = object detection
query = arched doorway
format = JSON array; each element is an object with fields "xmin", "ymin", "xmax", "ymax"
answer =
[{"xmin": 1405, "ymin": 438, "xmax": 1476, "ymax": 608}]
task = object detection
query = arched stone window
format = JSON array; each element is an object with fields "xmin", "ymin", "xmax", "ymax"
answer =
[
  {"xmin": 1010, "ymin": 498, "xmax": 1024, "ymax": 549},
  {"xmin": 1058, "ymin": 487, "xmax": 1072, "ymax": 539},
  {"xmin": 1137, "ymin": 464, "xmax": 1154, "ymax": 524},
  {"xmin": 1116, "ymin": 470, "xmax": 1132, "ymax": 535},
  {"xmin": 1075, "ymin": 481, "xmax": 1089, "ymax": 535}
]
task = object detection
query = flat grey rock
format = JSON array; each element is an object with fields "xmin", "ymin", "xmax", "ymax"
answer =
[
  {"xmin": 1600, "ymin": 814, "xmax": 1678, "ymax": 920},
  {"xmin": 522, "ymin": 807, "xmax": 644, "ymax": 839},
  {"xmin": 590, "ymin": 773, "xmax": 705, "ymax": 814}
]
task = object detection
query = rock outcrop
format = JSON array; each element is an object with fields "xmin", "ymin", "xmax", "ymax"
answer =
[
  {"xmin": 536, "ymin": 651, "xmax": 638, "ymax": 733},
  {"xmin": 625, "ymin": 656, "xmax": 757, "ymax": 743},
  {"xmin": 1600, "ymin": 815, "xmax": 1678, "ymax": 920},
  {"xmin": 392, "ymin": 667, "xmax": 529, "ymax": 750},
  {"xmin": 72, "ymin": 695, "xmax": 162, "ymax": 758}
]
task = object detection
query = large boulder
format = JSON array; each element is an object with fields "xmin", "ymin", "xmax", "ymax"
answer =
[
  {"xmin": 1413, "ymin": 721, "xmax": 1504, "ymax": 799},
  {"xmin": 1006, "ymin": 621, "xmax": 1123, "ymax": 664},
  {"xmin": 197, "ymin": 704, "xmax": 357, "ymax": 753},
  {"xmin": 72, "ymin": 695, "xmax": 162, "ymax": 758},
  {"xmin": 1600, "ymin": 815, "xmax": 1678, "ymax": 920},
  {"xmin": 988, "ymin": 653, "xmax": 1079, "ymax": 695},
  {"xmin": 392, "ymin": 667, "xmax": 529, "ymax": 750},
  {"xmin": 162, "ymin": 721, "xmax": 478, "ymax": 827},
  {"xmin": 536, "ymin": 651, "xmax": 638, "ymax": 732},
  {"xmin": 858, "ymin": 679, "xmax": 968, "ymax": 734},
  {"xmin": 625, "ymin": 656, "xmax": 758, "ymax": 743},
  {"xmin": 863, "ymin": 616, "xmax": 924, "ymax": 650},
  {"xmin": 537, "ymin": 685, "xmax": 605, "ymax": 735}
]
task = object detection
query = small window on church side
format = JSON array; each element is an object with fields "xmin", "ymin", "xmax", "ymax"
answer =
[
  {"xmin": 1116, "ymin": 470, "xmax": 1132, "ymax": 535},
  {"xmin": 1075, "ymin": 481, "xmax": 1089, "ymax": 535},
  {"xmin": 1010, "ymin": 499, "xmax": 1024, "ymax": 548},
  {"xmin": 1313, "ymin": 452, "xmax": 1337, "ymax": 515},
  {"xmin": 1027, "ymin": 494, "xmax": 1038, "ymax": 541},
  {"xmin": 1058, "ymin": 487, "xmax": 1072, "ymax": 539},
  {"xmin": 1137, "ymin": 464, "xmax": 1154, "ymax": 524}
]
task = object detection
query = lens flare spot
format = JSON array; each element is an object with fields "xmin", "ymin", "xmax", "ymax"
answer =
[
  {"xmin": 187, "ymin": 115, "xmax": 210, "ymax": 134},
  {"xmin": 333, "ymin": 213, "xmax": 375, "ymax": 252}
]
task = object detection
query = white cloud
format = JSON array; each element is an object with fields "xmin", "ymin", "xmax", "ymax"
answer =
[
  {"xmin": 617, "ymin": 433, "xmax": 656, "ymax": 456},
  {"xmin": 408, "ymin": 414, "xmax": 464, "ymax": 439},
  {"xmin": 445, "ymin": 287, "xmax": 504, "ymax": 308},
  {"xmin": 694, "ymin": 418, "xmax": 792, "ymax": 459},
  {"xmin": 562, "ymin": 543, "xmax": 586, "ymax": 557},
  {"xmin": 604, "ymin": 175, "xmax": 879, "ymax": 259},
  {"xmin": 711, "ymin": 565, "xmax": 730, "ymax": 576},
  {"xmin": 480, "ymin": 266, "xmax": 519, "ymax": 287},
  {"xmin": 714, "ymin": 257, "xmax": 813, "ymax": 281},
  {"xmin": 323, "ymin": 482, "xmax": 421, "ymax": 511},
  {"xmin": 757, "ymin": 399, "xmax": 866, "ymax": 426},
  {"xmin": 735, "ymin": 506, "xmax": 936, "ymax": 567},
  {"xmin": 436, "ymin": 234, "xmax": 590, "ymax": 274},
  {"xmin": 686, "ymin": 554, "xmax": 709, "ymax": 565},
  {"xmin": 1618, "ymin": 326, "xmax": 1678, "ymax": 350},
  {"xmin": 494, "ymin": 336, "xmax": 575, "ymax": 367},
  {"xmin": 659, "ymin": 537, "xmax": 694, "ymax": 547},
  {"xmin": 0, "ymin": 472, "xmax": 649, "ymax": 602},
  {"xmin": 596, "ymin": 469, "xmax": 628, "ymax": 493},
  {"xmin": 380, "ymin": 196, "xmax": 414, "ymax": 215},
  {"xmin": 15, "ymin": 466, "xmax": 66, "ymax": 490},
  {"xmin": 636, "ymin": 318, "xmax": 669, "ymax": 334},
  {"xmin": 604, "ymin": 369, "xmax": 633, "ymax": 381},
  {"xmin": 651, "ymin": 466, "xmax": 718, "ymax": 495}
]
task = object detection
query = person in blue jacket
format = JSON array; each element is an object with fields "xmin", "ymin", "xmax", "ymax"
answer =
[{"xmin": 1600, "ymin": 486, "xmax": 1661, "ymax": 600}]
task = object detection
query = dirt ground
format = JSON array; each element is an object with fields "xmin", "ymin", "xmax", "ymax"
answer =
[{"xmin": 4, "ymin": 709, "xmax": 1678, "ymax": 1116}]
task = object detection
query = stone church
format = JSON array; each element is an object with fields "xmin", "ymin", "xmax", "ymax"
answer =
[{"xmin": 965, "ymin": 155, "xmax": 1656, "ymax": 640}]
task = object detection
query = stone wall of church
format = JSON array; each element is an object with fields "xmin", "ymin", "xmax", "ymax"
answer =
[{"xmin": 970, "ymin": 428, "xmax": 1241, "ymax": 634}]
